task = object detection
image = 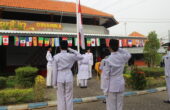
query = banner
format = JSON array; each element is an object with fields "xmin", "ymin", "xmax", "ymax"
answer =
[
  {"xmin": 91, "ymin": 38, "xmax": 96, "ymax": 47},
  {"xmin": 20, "ymin": 37, "xmax": 26, "ymax": 47},
  {"xmin": 14, "ymin": 36, "xmax": 20, "ymax": 46},
  {"xmin": 86, "ymin": 38, "xmax": 91, "ymax": 47},
  {"xmin": 38, "ymin": 37, "xmax": 44, "ymax": 46},
  {"xmin": 33, "ymin": 37, "xmax": 37, "ymax": 46},
  {"xmin": 54, "ymin": 38, "xmax": 60, "ymax": 47},
  {"xmin": 44, "ymin": 38, "xmax": 50, "ymax": 47},
  {"xmin": 68, "ymin": 38, "xmax": 73, "ymax": 47},
  {"xmin": 3, "ymin": 36, "xmax": 9, "ymax": 46},
  {"xmin": 96, "ymin": 38, "xmax": 100, "ymax": 46},
  {"xmin": 0, "ymin": 36, "xmax": 2, "ymax": 45}
]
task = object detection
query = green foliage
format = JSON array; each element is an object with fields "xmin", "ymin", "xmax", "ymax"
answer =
[
  {"xmin": 139, "ymin": 67, "xmax": 164, "ymax": 78},
  {"xmin": 130, "ymin": 67, "xmax": 147, "ymax": 90},
  {"xmin": 0, "ymin": 77, "xmax": 7, "ymax": 89},
  {"xmin": 6, "ymin": 76, "xmax": 16, "ymax": 88},
  {"xmin": 34, "ymin": 75, "xmax": 46, "ymax": 102},
  {"xmin": 15, "ymin": 66, "xmax": 38, "ymax": 88},
  {"xmin": 146, "ymin": 77, "xmax": 166, "ymax": 88},
  {"xmin": 144, "ymin": 31, "xmax": 161, "ymax": 67},
  {"xmin": 0, "ymin": 88, "xmax": 34, "ymax": 105}
]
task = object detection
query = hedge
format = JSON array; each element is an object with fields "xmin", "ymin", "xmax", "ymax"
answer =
[
  {"xmin": 0, "ymin": 77, "xmax": 7, "ymax": 89},
  {"xmin": 0, "ymin": 88, "xmax": 34, "ymax": 105}
]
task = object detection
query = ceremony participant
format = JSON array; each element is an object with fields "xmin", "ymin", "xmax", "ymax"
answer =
[
  {"xmin": 100, "ymin": 49, "xmax": 110, "ymax": 103},
  {"xmin": 77, "ymin": 53, "xmax": 90, "ymax": 88},
  {"xmin": 46, "ymin": 46, "xmax": 53, "ymax": 87},
  {"xmin": 104, "ymin": 39, "xmax": 131, "ymax": 110},
  {"xmin": 85, "ymin": 48, "xmax": 93, "ymax": 79},
  {"xmin": 52, "ymin": 40, "xmax": 83, "ymax": 110},
  {"xmin": 163, "ymin": 42, "xmax": 170, "ymax": 104}
]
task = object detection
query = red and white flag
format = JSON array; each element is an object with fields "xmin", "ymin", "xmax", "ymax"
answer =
[
  {"xmin": 77, "ymin": 0, "xmax": 85, "ymax": 49},
  {"xmin": 3, "ymin": 35, "xmax": 9, "ymax": 45}
]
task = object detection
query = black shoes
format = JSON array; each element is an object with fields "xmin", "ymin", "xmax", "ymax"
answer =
[{"xmin": 163, "ymin": 100, "xmax": 170, "ymax": 104}]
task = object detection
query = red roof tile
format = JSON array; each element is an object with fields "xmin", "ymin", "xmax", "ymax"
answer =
[
  {"xmin": 0, "ymin": 0, "xmax": 113, "ymax": 17},
  {"xmin": 128, "ymin": 32, "xmax": 145, "ymax": 37}
]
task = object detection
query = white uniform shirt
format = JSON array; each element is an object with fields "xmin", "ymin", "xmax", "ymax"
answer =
[
  {"xmin": 104, "ymin": 48, "xmax": 131, "ymax": 92},
  {"xmin": 77, "ymin": 54, "xmax": 90, "ymax": 80},
  {"xmin": 85, "ymin": 52, "xmax": 93, "ymax": 65},
  {"xmin": 53, "ymin": 49, "xmax": 83, "ymax": 85},
  {"xmin": 163, "ymin": 51, "xmax": 170, "ymax": 77},
  {"xmin": 46, "ymin": 51, "xmax": 53, "ymax": 67}
]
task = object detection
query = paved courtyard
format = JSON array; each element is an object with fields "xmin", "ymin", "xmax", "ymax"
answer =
[{"xmin": 37, "ymin": 91, "xmax": 170, "ymax": 110}]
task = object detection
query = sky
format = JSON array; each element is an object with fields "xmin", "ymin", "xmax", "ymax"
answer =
[{"xmin": 55, "ymin": 0, "xmax": 170, "ymax": 40}]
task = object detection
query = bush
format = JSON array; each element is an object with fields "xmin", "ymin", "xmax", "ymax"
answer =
[
  {"xmin": 0, "ymin": 88, "xmax": 34, "ymax": 105},
  {"xmin": 6, "ymin": 76, "xmax": 16, "ymax": 88},
  {"xmin": 130, "ymin": 67, "xmax": 147, "ymax": 90},
  {"xmin": 139, "ymin": 67, "xmax": 164, "ymax": 78},
  {"xmin": 34, "ymin": 75, "xmax": 46, "ymax": 102},
  {"xmin": 15, "ymin": 66, "xmax": 38, "ymax": 88},
  {"xmin": 0, "ymin": 77, "xmax": 7, "ymax": 89}
]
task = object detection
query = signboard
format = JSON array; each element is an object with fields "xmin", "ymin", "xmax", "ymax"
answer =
[{"xmin": 0, "ymin": 19, "xmax": 62, "ymax": 31}]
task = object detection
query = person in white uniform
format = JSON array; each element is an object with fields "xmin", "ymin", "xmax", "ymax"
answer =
[
  {"xmin": 52, "ymin": 40, "xmax": 83, "ymax": 110},
  {"xmin": 46, "ymin": 46, "xmax": 53, "ymax": 87},
  {"xmin": 77, "ymin": 53, "xmax": 90, "ymax": 88},
  {"xmin": 163, "ymin": 42, "xmax": 170, "ymax": 104},
  {"xmin": 85, "ymin": 49, "xmax": 93, "ymax": 79},
  {"xmin": 104, "ymin": 39, "xmax": 131, "ymax": 110}
]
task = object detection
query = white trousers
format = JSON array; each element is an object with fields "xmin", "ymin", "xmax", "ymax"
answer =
[
  {"xmin": 165, "ymin": 77, "xmax": 170, "ymax": 101},
  {"xmin": 80, "ymin": 79, "xmax": 87, "ymax": 87},
  {"xmin": 106, "ymin": 92, "xmax": 124, "ymax": 110},
  {"xmin": 88, "ymin": 65, "xmax": 92, "ymax": 78},
  {"xmin": 46, "ymin": 66, "xmax": 53, "ymax": 86},
  {"xmin": 57, "ymin": 82, "xmax": 73, "ymax": 110}
]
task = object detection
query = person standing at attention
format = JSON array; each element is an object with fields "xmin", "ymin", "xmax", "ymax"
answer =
[
  {"xmin": 77, "ymin": 52, "xmax": 90, "ymax": 88},
  {"xmin": 104, "ymin": 39, "xmax": 131, "ymax": 110},
  {"xmin": 46, "ymin": 46, "xmax": 53, "ymax": 87},
  {"xmin": 52, "ymin": 40, "xmax": 83, "ymax": 110},
  {"xmin": 163, "ymin": 43, "xmax": 170, "ymax": 104},
  {"xmin": 86, "ymin": 48, "xmax": 93, "ymax": 79}
]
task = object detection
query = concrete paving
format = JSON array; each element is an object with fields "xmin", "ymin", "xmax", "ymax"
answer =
[{"xmin": 36, "ymin": 91, "xmax": 170, "ymax": 110}]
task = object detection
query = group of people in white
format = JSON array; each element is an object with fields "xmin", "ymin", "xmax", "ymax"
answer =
[{"xmin": 45, "ymin": 39, "xmax": 170, "ymax": 110}]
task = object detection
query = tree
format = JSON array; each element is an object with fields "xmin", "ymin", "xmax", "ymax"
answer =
[{"xmin": 143, "ymin": 31, "xmax": 161, "ymax": 67}]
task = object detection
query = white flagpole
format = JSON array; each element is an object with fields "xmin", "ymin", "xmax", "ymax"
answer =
[
  {"xmin": 76, "ymin": 0, "xmax": 80, "ymax": 53},
  {"xmin": 76, "ymin": 0, "xmax": 80, "ymax": 86}
]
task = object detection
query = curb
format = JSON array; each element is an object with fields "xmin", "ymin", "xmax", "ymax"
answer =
[{"xmin": 0, "ymin": 87, "xmax": 166, "ymax": 110}]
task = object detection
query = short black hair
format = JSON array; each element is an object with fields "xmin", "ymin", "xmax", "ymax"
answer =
[
  {"xmin": 109, "ymin": 39, "xmax": 119, "ymax": 52},
  {"xmin": 60, "ymin": 40, "xmax": 68, "ymax": 50}
]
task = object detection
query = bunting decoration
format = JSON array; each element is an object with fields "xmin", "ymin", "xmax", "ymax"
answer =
[
  {"xmin": 3, "ymin": 35, "xmax": 9, "ymax": 46},
  {"xmin": 86, "ymin": 38, "xmax": 91, "ymax": 47},
  {"xmin": 96, "ymin": 38, "xmax": 100, "ymax": 46},
  {"xmin": 105, "ymin": 38, "xmax": 110, "ymax": 47},
  {"xmin": 14, "ymin": 36, "xmax": 20, "ymax": 46},
  {"xmin": 0, "ymin": 36, "xmax": 2, "ymax": 45},
  {"xmin": 62, "ymin": 37, "xmax": 68, "ymax": 41},
  {"xmin": 20, "ymin": 37, "xmax": 26, "ymax": 47},
  {"xmin": 74, "ymin": 38, "xmax": 78, "ymax": 46},
  {"xmin": 128, "ymin": 40, "xmax": 132, "ymax": 47},
  {"xmin": 27, "ymin": 37, "xmax": 32, "ymax": 46},
  {"xmin": 119, "ymin": 39, "xmax": 122, "ymax": 47},
  {"xmin": 33, "ymin": 37, "xmax": 37, "ymax": 46},
  {"xmin": 44, "ymin": 38, "xmax": 50, "ymax": 47},
  {"xmin": 50, "ymin": 38, "xmax": 55, "ymax": 47},
  {"xmin": 54, "ymin": 38, "xmax": 60, "ymax": 47},
  {"xmin": 68, "ymin": 38, "xmax": 73, "ymax": 47},
  {"xmin": 38, "ymin": 37, "xmax": 44, "ymax": 47},
  {"xmin": 91, "ymin": 38, "xmax": 96, "ymax": 47}
]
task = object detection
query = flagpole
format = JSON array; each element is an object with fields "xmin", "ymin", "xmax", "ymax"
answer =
[{"xmin": 76, "ymin": 0, "xmax": 80, "ymax": 53}]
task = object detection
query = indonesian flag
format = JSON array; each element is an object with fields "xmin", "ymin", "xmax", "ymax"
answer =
[
  {"xmin": 77, "ymin": 0, "xmax": 85, "ymax": 49},
  {"xmin": 3, "ymin": 35, "xmax": 9, "ymax": 46},
  {"xmin": 91, "ymin": 38, "xmax": 96, "ymax": 47},
  {"xmin": 20, "ymin": 37, "xmax": 26, "ymax": 47}
]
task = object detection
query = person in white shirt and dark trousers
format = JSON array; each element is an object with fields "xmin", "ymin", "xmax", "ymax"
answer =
[
  {"xmin": 46, "ymin": 46, "xmax": 53, "ymax": 87},
  {"xmin": 52, "ymin": 40, "xmax": 83, "ymax": 110},
  {"xmin": 104, "ymin": 39, "xmax": 131, "ymax": 110},
  {"xmin": 85, "ymin": 49, "xmax": 93, "ymax": 79},
  {"xmin": 163, "ymin": 42, "xmax": 170, "ymax": 104}
]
